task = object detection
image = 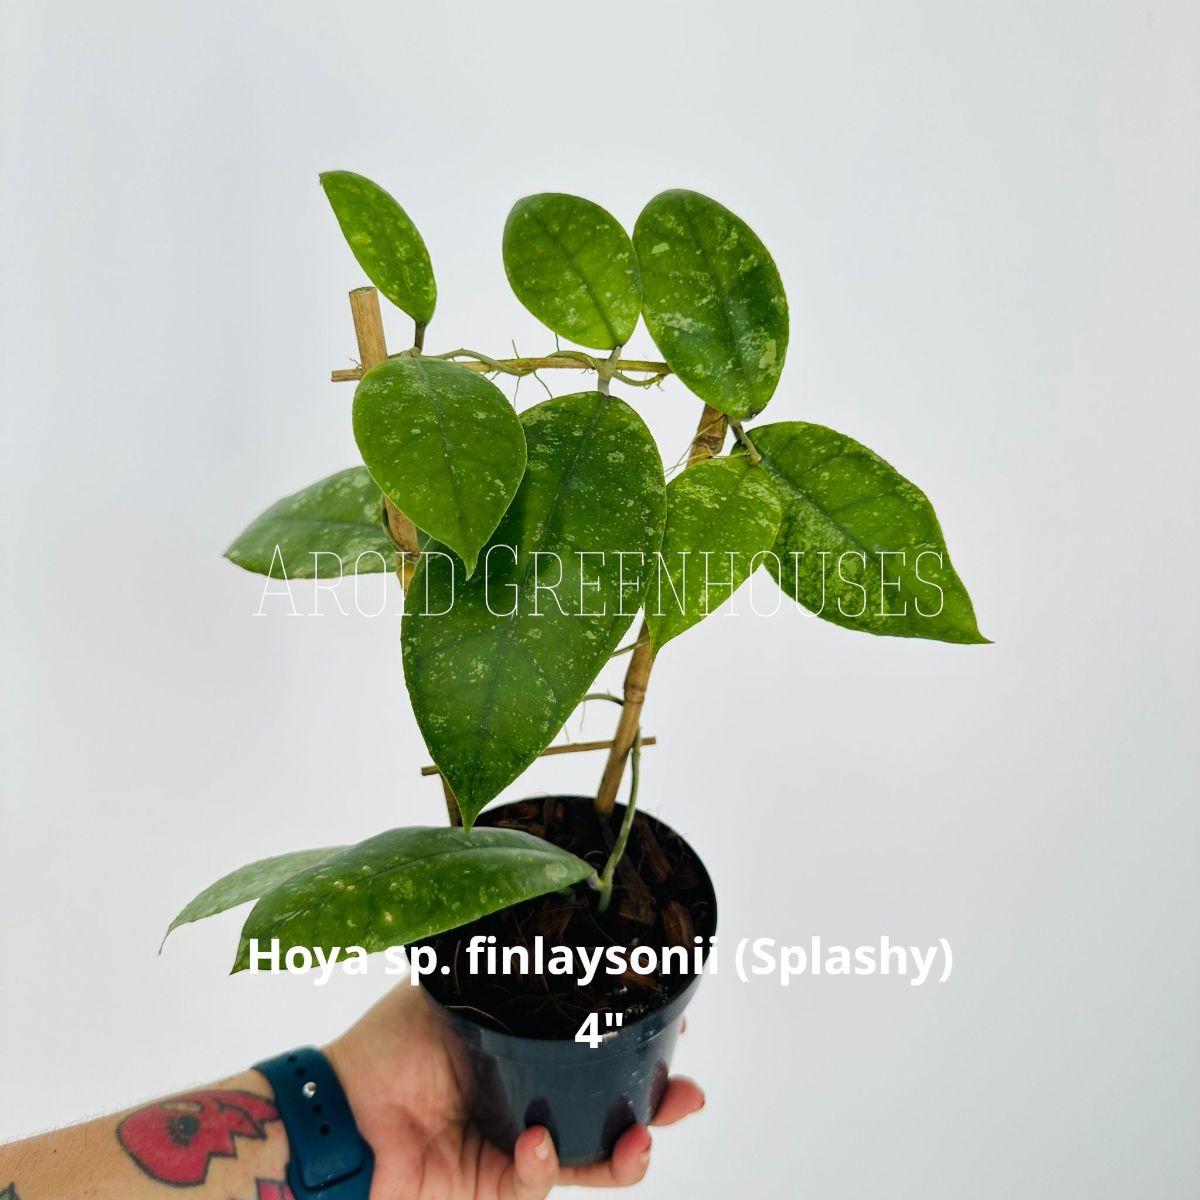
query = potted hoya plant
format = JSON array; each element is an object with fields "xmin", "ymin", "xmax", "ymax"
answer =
[{"xmin": 163, "ymin": 173, "xmax": 986, "ymax": 1165}]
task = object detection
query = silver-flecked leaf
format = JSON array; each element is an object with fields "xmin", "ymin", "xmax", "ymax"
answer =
[
  {"xmin": 224, "ymin": 467, "xmax": 394, "ymax": 578},
  {"xmin": 353, "ymin": 357, "xmax": 526, "ymax": 577},
  {"xmin": 635, "ymin": 189, "xmax": 788, "ymax": 419},
  {"xmin": 646, "ymin": 456, "xmax": 783, "ymax": 651},
  {"xmin": 503, "ymin": 193, "xmax": 641, "ymax": 349},
  {"xmin": 402, "ymin": 392, "xmax": 666, "ymax": 826},
  {"xmin": 232, "ymin": 827, "xmax": 594, "ymax": 970},
  {"xmin": 750, "ymin": 421, "xmax": 987, "ymax": 643},
  {"xmin": 320, "ymin": 170, "xmax": 437, "ymax": 324},
  {"xmin": 163, "ymin": 847, "xmax": 345, "ymax": 948}
]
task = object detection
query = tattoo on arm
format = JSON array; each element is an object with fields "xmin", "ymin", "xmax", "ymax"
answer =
[
  {"xmin": 255, "ymin": 1181, "xmax": 294, "ymax": 1200},
  {"xmin": 116, "ymin": 1090, "xmax": 285, "ymax": 1188},
  {"xmin": 5, "ymin": 1170, "xmax": 289, "ymax": 1199}
]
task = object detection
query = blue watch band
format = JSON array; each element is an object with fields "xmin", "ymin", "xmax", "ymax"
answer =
[{"xmin": 254, "ymin": 1047, "xmax": 374, "ymax": 1200}]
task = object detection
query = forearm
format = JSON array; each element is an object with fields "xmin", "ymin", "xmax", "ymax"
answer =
[{"xmin": 1, "ymin": 1070, "xmax": 292, "ymax": 1200}]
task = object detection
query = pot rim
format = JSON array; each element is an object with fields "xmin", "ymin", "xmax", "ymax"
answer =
[{"xmin": 417, "ymin": 793, "xmax": 718, "ymax": 1049}]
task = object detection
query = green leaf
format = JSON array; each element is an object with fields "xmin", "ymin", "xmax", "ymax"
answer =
[
  {"xmin": 646, "ymin": 456, "xmax": 783, "ymax": 652},
  {"xmin": 163, "ymin": 847, "xmax": 344, "ymax": 949},
  {"xmin": 749, "ymin": 422, "xmax": 987, "ymax": 643},
  {"xmin": 402, "ymin": 392, "xmax": 666, "ymax": 827},
  {"xmin": 634, "ymin": 189, "xmax": 788, "ymax": 419},
  {"xmin": 320, "ymin": 170, "xmax": 437, "ymax": 325},
  {"xmin": 353, "ymin": 358, "xmax": 526, "ymax": 577},
  {"xmin": 232, "ymin": 827, "xmax": 594, "ymax": 970},
  {"xmin": 224, "ymin": 467, "xmax": 395, "ymax": 579},
  {"xmin": 503, "ymin": 193, "xmax": 641, "ymax": 350}
]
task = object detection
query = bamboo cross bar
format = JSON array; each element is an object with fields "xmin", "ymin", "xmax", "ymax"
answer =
[
  {"xmin": 332, "ymin": 357, "xmax": 669, "ymax": 384},
  {"xmin": 420, "ymin": 736, "xmax": 657, "ymax": 778}
]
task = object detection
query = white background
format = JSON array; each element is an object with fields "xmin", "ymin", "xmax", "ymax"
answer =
[{"xmin": 2, "ymin": 1, "xmax": 1198, "ymax": 1195}]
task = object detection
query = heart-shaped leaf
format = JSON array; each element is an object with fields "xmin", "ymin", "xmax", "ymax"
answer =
[
  {"xmin": 232, "ymin": 827, "xmax": 594, "ymax": 970},
  {"xmin": 353, "ymin": 357, "xmax": 526, "ymax": 577},
  {"xmin": 225, "ymin": 467, "xmax": 395, "ymax": 578},
  {"xmin": 750, "ymin": 422, "xmax": 987, "ymax": 643},
  {"xmin": 163, "ymin": 847, "xmax": 345, "ymax": 949},
  {"xmin": 646, "ymin": 456, "xmax": 783, "ymax": 651},
  {"xmin": 503, "ymin": 193, "xmax": 641, "ymax": 349},
  {"xmin": 402, "ymin": 391, "xmax": 666, "ymax": 826},
  {"xmin": 320, "ymin": 170, "xmax": 437, "ymax": 325},
  {"xmin": 635, "ymin": 190, "xmax": 788, "ymax": 419}
]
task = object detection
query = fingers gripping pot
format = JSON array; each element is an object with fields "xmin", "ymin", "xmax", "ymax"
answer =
[{"xmin": 413, "ymin": 796, "xmax": 717, "ymax": 1167}]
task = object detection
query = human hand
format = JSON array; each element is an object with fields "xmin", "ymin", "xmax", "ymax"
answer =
[{"xmin": 325, "ymin": 984, "xmax": 704, "ymax": 1200}]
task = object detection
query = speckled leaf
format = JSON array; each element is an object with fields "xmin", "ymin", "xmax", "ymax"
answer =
[
  {"xmin": 232, "ymin": 827, "xmax": 594, "ymax": 969},
  {"xmin": 646, "ymin": 456, "xmax": 783, "ymax": 652},
  {"xmin": 163, "ymin": 847, "xmax": 345, "ymax": 948},
  {"xmin": 353, "ymin": 358, "xmax": 526, "ymax": 576},
  {"xmin": 634, "ymin": 190, "xmax": 788, "ymax": 419},
  {"xmin": 320, "ymin": 170, "xmax": 436, "ymax": 324},
  {"xmin": 503, "ymin": 193, "xmax": 641, "ymax": 349},
  {"xmin": 750, "ymin": 422, "xmax": 987, "ymax": 643},
  {"xmin": 402, "ymin": 392, "xmax": 666, "ymax": 827},
  {"xmin": 225, "ymin": 467, "xmax": 395, "ymax": 578}
]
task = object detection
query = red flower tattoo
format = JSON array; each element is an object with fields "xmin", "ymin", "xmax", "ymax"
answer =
[{"xmin": 117, "ymin": 1090, "xmax": 281, "ymax": 1185}]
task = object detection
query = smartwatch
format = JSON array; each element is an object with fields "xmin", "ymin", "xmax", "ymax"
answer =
[{"xmin": 254, "ymin": 1047, "xmax": 374, "ymax": 1200}]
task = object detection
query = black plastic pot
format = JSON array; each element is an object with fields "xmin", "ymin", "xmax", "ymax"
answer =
[{"xmin": 419, "ymin": 796, "xmax": 717, "ymax": 1167}]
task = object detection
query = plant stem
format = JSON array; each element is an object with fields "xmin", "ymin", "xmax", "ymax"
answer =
[
  {"xmin": 728, "ymin": 417, "xmax": 762, "ymax": 464},
  {"xmin": 609, "ymin": 635, "xmax": 650, "ymax": 659},
  {"xmin": 595, "ymin": 731, "xmax": 642, "ymax": 914},
  {"xmin": 596, "ymin": 346, "xmax": 622, "ymax": 396}
]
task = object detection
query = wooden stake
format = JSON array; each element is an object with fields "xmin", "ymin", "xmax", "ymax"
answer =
[
  {"xmin": 439, "ymin": 773, "xmax": 463, "ymax": 826},
  {"xmin": 687, "ymin": 403, "xmax": 730, "ymax": 467},
  {"xmin": 347, "ymin": 287, "xmax": 420, "ymax": 589},
  {"xmin": 421, "ymin": 735, "xmax": 658, "ymax": 776},
  {"xmin": 348, "ymin": 286, "xmax": 388, "ymax": 368},
  {"xmin": 594, "ymin": 404, "xmax": 730, "ymax": 815}
]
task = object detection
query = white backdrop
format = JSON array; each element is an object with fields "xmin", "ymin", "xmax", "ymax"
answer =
[{"xmin": 2, "ymin": 2, "xmax": 1198, "ymax": 1196}]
